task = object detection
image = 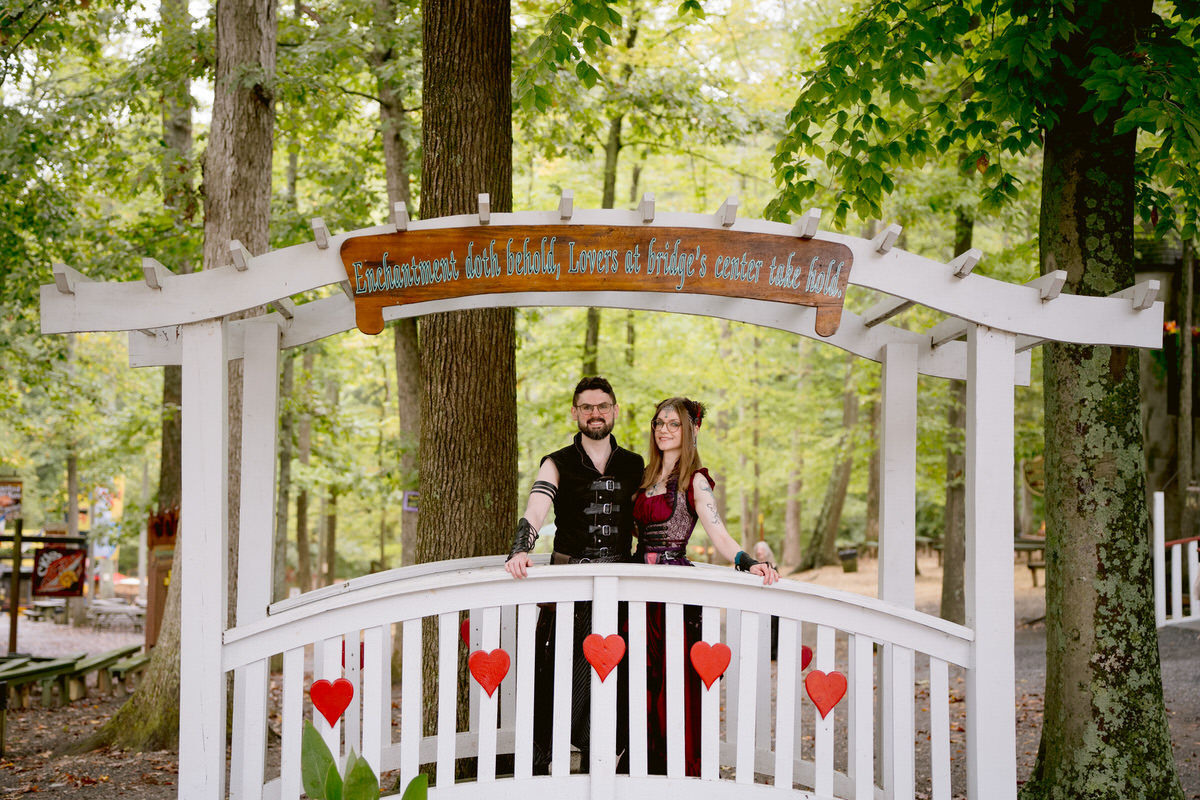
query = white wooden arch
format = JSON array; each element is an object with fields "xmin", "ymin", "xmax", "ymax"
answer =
[{"xmin": 39, "ymin": 196, "xmax": 1162, "ymax": 800}]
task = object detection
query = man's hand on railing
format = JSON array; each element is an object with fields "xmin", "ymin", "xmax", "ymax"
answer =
[{"xmin": 505, "ymin": 551, "xmax": 533, "ymax": 579}]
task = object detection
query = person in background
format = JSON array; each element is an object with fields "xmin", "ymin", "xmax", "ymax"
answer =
[{"xmin": 631, "ymin": 396, "xmax": 778, "ymax": 776}]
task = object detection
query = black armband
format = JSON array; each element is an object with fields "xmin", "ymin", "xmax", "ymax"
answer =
[
  {"xmin": 734, "ymin": 551, "xmax": 760, "ymax": 572},
  {"xmin": 530, "ymin": 480, "xmax": 557, "ymax": 501},
  {"xmin": 507, "ymin": 517, "xmax": 539, "ymax": 561}
]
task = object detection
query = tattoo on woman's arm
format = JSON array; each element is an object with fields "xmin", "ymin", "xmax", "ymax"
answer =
[{"xmin": 704, "ymin": 500, "xmax": 721, "ymax": 526}]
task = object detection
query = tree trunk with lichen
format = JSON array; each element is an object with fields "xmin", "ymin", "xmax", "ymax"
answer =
[{"xmin": 1020, "ymin": 3, "xmax": 1182, "ymax": 797}]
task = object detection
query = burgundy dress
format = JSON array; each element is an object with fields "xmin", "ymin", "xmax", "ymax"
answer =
[{"xmin": 632, "ymin": 468, "xmax": 714, "ymax": 777}]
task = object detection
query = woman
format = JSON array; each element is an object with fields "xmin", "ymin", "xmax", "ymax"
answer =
[{"xmin": 632, "ymin": 397, "xmax": 778, "ymax": 776}]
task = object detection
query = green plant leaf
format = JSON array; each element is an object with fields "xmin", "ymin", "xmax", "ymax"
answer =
[
  {"xmin": 342, "ymin": 750, "xmax": 380, "ymax": 800},
  {"xmin": 400, "ymin": 773, "xmax": 429, "ymax": 800},
  {"xmin": 302, "ymin": 721, "xmax": 337, "ymax": 799},
  {"xmin": 325, "ymin": 761, "xmax": 344, "ymax": 800}
]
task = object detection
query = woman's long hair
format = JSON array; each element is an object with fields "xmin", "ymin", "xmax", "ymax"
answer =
[{"xmin": 640, "ymin": 397, "xmax": 705, "ymax": 491}]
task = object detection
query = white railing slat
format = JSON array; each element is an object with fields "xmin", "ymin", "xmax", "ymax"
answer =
[
  {"xmin": 889, "ymin": 644, "xmax": 915, "ymax": 800},
  {"xmin": 850, "ymin": 633, "xmax": 874, "ymax": 800},
  {"xmin": 1154, "ymin": 492, "xmax": 1166, "ymax": 625},
  {"xmin": 477, "ymin": 606, "xmax": 501, "ymax": 782},
  {"xmin": 735, "ymin": 610, "xmax": 759, "ymax": 784},
  {"xmin": 468, "ymin": 608, "xmax": 481, "ymax": 732},
  {"xmin": 929, "ymin": 656, "xmax": 951, "ymax": 800},
  {"xmin": 232, "ymin": 660, "xmax": 268, "ymax": 800},
  {"xmin": 814, "ymin": 625, "xmax": 835, "ymax": 798},
  {"xmin": 1189, "ymin": 542, "xmax": 1199, "ymax": 622},
  {"xmin": 773, "ymin": 618, "xmax": 798, "ymax": 790},
  {"xmin": 513, "ymin": 603, "xmax": 537, "ymax": 779},
  {"xmin": 362, "ymin": 626, "xmax": 385, "ymax": 776},
  {"xmin": 700, "ymin": 607, "xmax": 721, "ymax": 781},
  {"xmin": 318, "ymin": 636, "xmax": 343, "ymax": 760},
  {"xmin": 666, "ymin": 602, "xmax": 685, "ymax": 778},
  {"xmin": 279, "ymin": 647, "xmax": 305, "ymax": 800},
  {"xmin": 500, "ymin": 604, "xmax": 518, "ymax": 732},
  {"xmin": 590, "ymin": 577, "xmax": 619, "ymax": 797},
  {"xmin": 345, "ymin": 629, "xmax": 362, "ymax": 758},
  {"xmin": 437, "ymin": 612, "xmax": 458, "ymax": 783},
  {"xmin": 725, "ymin": 609, "xmax": 741, "ymax": 756},
  {"xmin": 756, "ymin": 612, "xmax": 772, "ymax": 748},
  {"xmin": 399, "ymin": 619, "xmax": 422, "ymax": 789},
  {"xmin": 1172, "ymin": 545, "xmax": 1183, "ymax": 621},
  {"xmin": 795, "ymin": 623, "xmax": 806, "ymax": 777},
  {"xmin": 552, "ymin": 601, "xmax": 574, "ymax": 777},
  {"xmin": 627, "ymin": 600, "xmax": 648, "ymax": 777}
]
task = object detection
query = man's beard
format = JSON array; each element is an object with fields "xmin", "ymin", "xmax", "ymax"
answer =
[{"xmin": 578, "ymin": 417, "xmax": 613, "ymax": 441}]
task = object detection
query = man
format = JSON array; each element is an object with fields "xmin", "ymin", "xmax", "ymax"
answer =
[{"xmin": 505, "ymin": 376, "xmax": 644, "ymax": 773}]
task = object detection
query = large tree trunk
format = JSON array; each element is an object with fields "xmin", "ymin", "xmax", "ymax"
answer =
[
  {"xmin": 583, "ymin": 307, "xmax": 601, "ymax": 374},
  {"xmin": 782, "ymin": 445, "xmax": 803, "ymax": 570},
  {"xmin": 801, "ymin": 357, "xmax": 857, "ymax": 571},
  {"xmin": 1021, "ymin": 3, "xmax": 1182, "ymax": 797},
  {"xmin": 418, "ymin": 0, "xmax": 515, "ymax": 761}
]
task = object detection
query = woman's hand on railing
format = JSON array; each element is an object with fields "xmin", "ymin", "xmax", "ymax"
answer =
[{"xmin": 749, "ymin": 562, "xmax": 780, "ymax": 585}]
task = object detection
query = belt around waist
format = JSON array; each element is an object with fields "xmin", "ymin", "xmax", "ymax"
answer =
[{"xmin": 551, "ymin": 549, "xmax": 624, "ymax": 564}]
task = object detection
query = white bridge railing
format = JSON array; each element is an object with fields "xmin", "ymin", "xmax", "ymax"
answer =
[
  {"xmin": 1153, "ymin": 492, "xmax": 1200, "ymax": 630},
  {"xmin": 223, "ymin": 557, "xmax": 972, "ymax": 800}
]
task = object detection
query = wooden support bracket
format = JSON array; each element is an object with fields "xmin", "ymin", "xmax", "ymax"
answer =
[
  {"xmin": 1025, "ymin": 270, "xmax": 1067, "ymax": 301},
  {"xmin": 717, "ymin": 196, "xmax": 738, "ymax": 227},
  {"xmin": 52, "ymin": 263, "xmax": 91, "ymax": 295},
  {"xmin": 229, "ymin": 240, "xmax": 252, "ymax": 271},
  {"xmin": 639, "ymin": 193, "xmax": 655, "ymax": 223},
  {"xmin": 863, "ymin": 297, "xmax": 915, "ymax": 328},
  {"xmin": 797, "ymin": 208, "xmax": 821, "ymax": 239},
  {"xmin": 311, "ymin": 218, "xmax": 330, "ymax": 250},
  {"xmin": 272, "ymin": 297, "xmax": 297, "ymax": 320},
  {"xmin": 948, "ymin": 248, "xmax": 982, "ymax": 278},
  {"xmin": 559, "ymin": 190, "xmax": 574, "ymax": 221},
  {"xmin": 1109, "ymin": 278, "xmax": 1160, "ymax": 310},
  {"xmin": 141, "ymin": 257, "xmax": 174, "ymax": 290},
  {"xmin": 1015, "ymin": 335, "xmax": 1043, "ymax": 353},
  {"xmin": 928, "ymin": 318, "xmax": 970, "ymax": 349},
  {"xmin": 393, "ymin": 202, "xmax": 409, "ymax": 232},
  {"xmin": 872, "ymin": 223, "xmax": 902, "ymax": 254},
  {"xmin": 340, "ymin": 280, "xmax": 355, "ymax": 300},
  {"xmin": 478, "ymin": 194, "xmax": 491, "ymax": 225}
]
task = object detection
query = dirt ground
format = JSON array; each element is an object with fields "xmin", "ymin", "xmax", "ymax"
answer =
[{"xmin": 0, "ymin": 555, "xmax": 1196, "ymax": 798}]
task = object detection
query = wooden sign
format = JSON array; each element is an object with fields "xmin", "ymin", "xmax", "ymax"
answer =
[
  {"xmin": 32, "ymin": 547, "xmax": 86, "ymax": 597},
  {"xmin": 340, "ymin": 225, "xmax": 854, "ymax": 336}
]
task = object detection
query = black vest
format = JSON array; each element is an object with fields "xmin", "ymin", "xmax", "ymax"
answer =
[{"xmin": 544, "ymin": 433, "xmax": 644, "ymax": 560}]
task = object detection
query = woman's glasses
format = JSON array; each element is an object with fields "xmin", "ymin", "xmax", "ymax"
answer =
[
  {"xmin": 576, "ymin": 402, "xmax": 613, "ymax": 414},
  {"xmin": 652, "ymin": 419, "xmax": 682, "ymax": 431}
]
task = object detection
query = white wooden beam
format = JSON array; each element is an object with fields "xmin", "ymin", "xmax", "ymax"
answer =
[
  {"xmin": 872, "ymin": 223, "xmax": 902, "ymax": 254},
  {"xmin": 1109, "ymin": 278, "xmax": 1160, "ymax": 311},
  {"xmin": 558, "ymin": 190, "xmax": 574, "ymax": 221},
  {"xmin": 272, "ymin": 297, "xmax": 297, "ymax": 320},
  {"xmin": 179, "ymin": 318, "xmax": 229, "ymax": 800},
  {"xmin": 478, "ymin": 193, "xmax": 491, "ymax": 225},
  {"xmin": 141, "ymin": 258, "xmax": 174, "ymax": 291},
  {"xmin": 311, "ymin": 217, "xmax": 330, "ymax": 250},
  {"xmin": 392, "ymin": 201, "xmax": 409, "ymax": 232},
  {"xmin": 1026, "ymin": 270, "xmax": 1067, "ymax": 301},
  {"xmin": 879, "ymin": 341, "xmax": 918, "ymax": 608},
  {"xmin": 716, "ymin": 196, "xmax": 738, "ymax": 227},
  {"xmin": 639, "ymin": 192, "xmax": 655, "ymax": 223},
  {"xmin": 229, "ymin": 240, "xmax": 252, "ymax": 271},
  {"xmin": 1015, "ymin": 334, "xmax": 1044, "ymax": 353},
  {"xmin": 928, "ymin": 318, "xmax": 970, "ymax": 349},
  {"xmin": 52, "ymin": 262, "xmax": 90, "ymax": 295},
  {"xmin": 797, "ymin": 208, "xmax": 821, "ymax": 239},
  {"xmin": 964, "ymin": 326, "xmax": 1017, "ymax": 800},
  {"xmin": 862, "ymin": 297, "xmax": 914, "ymax": 328},
  {"xmin": 948, "ymin": 248, "xmax": 982, "ymax": 278}
]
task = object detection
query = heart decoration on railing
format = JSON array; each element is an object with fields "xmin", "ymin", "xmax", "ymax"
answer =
[
  {"xmin": 310, "ymin": 678, "xmax": 355, "ymax": 725},
  {"xmin": 582, "ymin": 633, "xmax": 625, "ymax": 682},
  {"xmin": 468, "ymin": 648, "xmax": 511, "ymax": 697},
  {"xmin": 460, "ymin": 617, "xmax": 471, "ymax": 648},
  {"xmin": 801, "ymin": 644, "xmax": 814, "ymax": 671},
  {"xmin": 804, "ymin": 670, "xmax": 847, "ymax": 719},
  {"xmin": 689, "ymin": 641, "xmax": 732, "ymax": 689}
]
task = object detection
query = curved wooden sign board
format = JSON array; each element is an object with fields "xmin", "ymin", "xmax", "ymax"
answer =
[{"xmin": 340, "ymin": 225, "xmax": 853, "ymax": 336}]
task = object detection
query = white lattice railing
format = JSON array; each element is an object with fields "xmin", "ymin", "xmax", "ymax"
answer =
[
  {"xmin": 1153, "ymin": 492, "xmax": 1200, "ymax": 630},
  {"xmin": 222, "ymin": 556, "xmax": 972, "ymax": 800}
]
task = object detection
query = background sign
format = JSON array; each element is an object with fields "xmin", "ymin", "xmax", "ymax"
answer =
[
  {"xmin": 341, "ymin": 225, "xmax": 854, "ymax": 337},
  {"xmin": 0, "ymin": 480, "xmax": 21, "ymax": 523},
  {"xmin": 32, "ymin": 547, "xmax": 87, "ymax": 597}
]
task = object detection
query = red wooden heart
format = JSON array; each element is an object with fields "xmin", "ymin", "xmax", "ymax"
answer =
[
  {"xmin": 460, "ymin": 617, "xmax": 470, "ymax": 648},
  {"xmin": 801, "ymin": 645, "xmax": 813, "ymax": 671},
  {"xmin": 689, "ymin": 641, "xmax": 731, "ymax": 690},
  {"xmin": 805, "ymin": 670, "xmax": 847, "ymax": 719},
  {"xmin": 582, "ymin": 633, "xmax": 625, "ymax": 682},
  {"xmin": 310, "ymin": 678, "xmax": 354, "ymax": 725},
  {"xmin": 468, "ymin": 648, "xmax": 510, "ymax": 697}
]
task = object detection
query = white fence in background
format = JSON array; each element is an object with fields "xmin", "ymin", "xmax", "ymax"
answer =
[
  {"xmin": 223, "ymin": 556, "xmax": 973, "ymax": 800},
  {"xmin": 1153, "ymin": 492, "xmax": 1200, "ymax": 630}
]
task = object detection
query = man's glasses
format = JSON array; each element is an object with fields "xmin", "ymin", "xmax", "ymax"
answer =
[
  {"xmin": 576, "ymin": 402, "xmax": 614, "ymax": 414},
  {"xmin": 652, "ymin": 419, "xmax": 682, "ymax": 431}
]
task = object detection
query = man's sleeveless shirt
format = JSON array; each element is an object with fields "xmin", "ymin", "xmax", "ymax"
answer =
[{"xmin": 544, "ymin": 433, "xmax": 644, "ymax": 561}]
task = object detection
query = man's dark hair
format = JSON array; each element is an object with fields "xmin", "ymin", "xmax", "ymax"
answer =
[{"xmin": 573, "ymin": 376, "xmax": 616, "ymax": 405}]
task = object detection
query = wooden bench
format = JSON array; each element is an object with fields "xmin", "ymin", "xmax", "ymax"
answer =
[
  {"xmin": 0, "ymin": 654, "xmax": 86, "ymax": 709},
  {"xmin": 109, "ymin": 652, "xmax": 153, "ymax": 696},
  {"xmin": 66, "ymin": 644, "xmax": 143, "ymax": 701},
  {"xmin": 1028, "ymin": 560, "xmax": 1046, "ymax": 587}
]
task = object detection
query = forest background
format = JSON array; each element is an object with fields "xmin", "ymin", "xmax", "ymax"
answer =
[{"xmin": 0, "ymin": 0, "xmax": 1053, "ymax": 586}]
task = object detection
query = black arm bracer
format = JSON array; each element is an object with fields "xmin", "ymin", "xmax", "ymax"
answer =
[
  {"xmin": 507, "ymin": 517, "xmax": 539, "ymax": 561},
  {"xmin": 734, "ymin": 550, "xmax": 761, "ymax": 572}
]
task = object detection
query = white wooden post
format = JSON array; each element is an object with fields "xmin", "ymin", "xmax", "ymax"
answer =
[
  {"xmin": 179, "ymin": 318, "xmax": 229, "ymax": 800},
  {"xmin": 230, "ymin": 319, "xmax": 281, "ymax": 800},
  {"xmin": 1153, "ymin": 492, "xmax": 1165, "ymax": 627},
  {"xmin": 878, "ymin": 341, "xmax": 917, "ymax": 798},
  {"xmin": 965, "ymin": 326, "xmax": 1017, "ymax": 800}
]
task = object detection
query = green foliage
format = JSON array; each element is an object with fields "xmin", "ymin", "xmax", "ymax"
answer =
[{"xmin": 300, "ymin": 720, "xmax": 427, "ymax": 800}]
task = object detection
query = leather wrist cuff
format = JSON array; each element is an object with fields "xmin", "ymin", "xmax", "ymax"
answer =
[
  {"xmin": 507, "ymin": 517, "xmax": 538, "ymax": 561},
  {"xmin": 734, "ymin": 550, "xmax": 760, "ymax": 572}
]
